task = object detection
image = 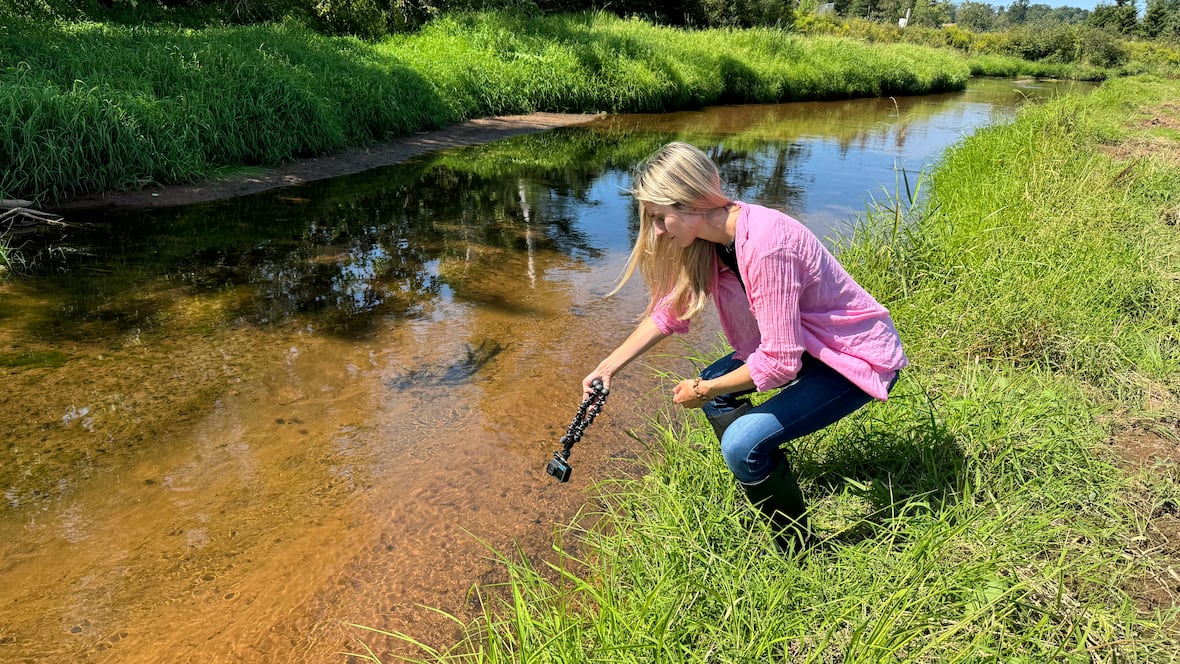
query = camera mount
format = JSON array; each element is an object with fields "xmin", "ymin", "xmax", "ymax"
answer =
[{"xmin": 546, "ymin": 379, "xmax": 608, "ymax": 482}]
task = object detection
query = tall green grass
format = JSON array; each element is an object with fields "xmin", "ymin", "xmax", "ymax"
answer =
[
  {"xmin": 0, "ymin": 10, "xmax": 970, "ymax": 205},
  {"xmin": 965, "ymin": 53, "xmax": 1107, "ymax": 81},
  {"xmin": 799, "ymin": 13, "xmax": 1180, "ymax": 80},
  {"xmin": 352, "ymin": 76, "xmax": 1180, "ymax": 662},
  {"xmin": 843, "ymin": 76, "xmax": 1180, "ymax": 405}
]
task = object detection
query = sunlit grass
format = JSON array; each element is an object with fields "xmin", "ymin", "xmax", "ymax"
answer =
[
  {"xmin": 965, "ymin": 53, "xmax": 1107, "ymax": 80},
  {"xmin": 842, "ymin": 76, "xmax": 1180, "ymax": 407},
  {"xmin": 356, "ymin": 375, "xmax": 1174, "ymax": 662},
  {"xmin": 351, "ymin": 75, "xmax": 1180, "ymax": 662},
  {"xmin": 0, "ymin": 10, "xmax": 970, "ymax": 205}
]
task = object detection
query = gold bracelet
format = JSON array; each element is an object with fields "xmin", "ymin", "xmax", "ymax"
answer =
[{"xmin": 692, "ymin": 377, "xmax": 707, "ymax": 400}]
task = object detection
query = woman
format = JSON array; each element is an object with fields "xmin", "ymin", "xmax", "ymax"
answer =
[{"xmin": 582, "ymin": 142, "xmax": 907, "ymax": 551}]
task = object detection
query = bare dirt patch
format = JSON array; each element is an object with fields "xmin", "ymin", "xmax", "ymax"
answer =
[
  {"xmin": 1099, "ymin": 103, "xmax": 1180, "ymax": 173},
  {"xmin": 1105, "ymin": 418, "xmax": 1180, "ymax": 628},
  {"xmin": 47, "ymin": 112, "xmax": 603, "ymax": 213},
  {"xmin": 1134, "ymin": 510, "xmax": 1180, "ymax": 613},
  {"xmin": 1111, "ymin": 419, "xmax": 1180, "ymax": 471},
  {"xmin": 1145, "ymin": 103, "xmax": 1180, "ymax": 132}
]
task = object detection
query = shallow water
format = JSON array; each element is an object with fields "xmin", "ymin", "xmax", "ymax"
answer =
[{"xmin": 0, "ymin": 78, "xmax": 1094, "ymax": 662}]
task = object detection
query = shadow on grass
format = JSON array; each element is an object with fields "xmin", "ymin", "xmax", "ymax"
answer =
[{"xmin": 796, "ymin": 383, "xmax": 967, "ymax": 547}]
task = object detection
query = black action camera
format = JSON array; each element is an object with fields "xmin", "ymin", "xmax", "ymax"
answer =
[{"xmin": 546, "ymin": 452, "xmax": 572, "ymax": 482}]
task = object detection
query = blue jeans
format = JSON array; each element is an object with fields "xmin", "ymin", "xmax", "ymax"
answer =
[{"xmin": 700, "ymin": 352, "xmax": 896, "ymax": 483}]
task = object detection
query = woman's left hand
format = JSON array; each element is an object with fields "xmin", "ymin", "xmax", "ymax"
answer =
[{"xmin": 672, "ymin": 379, "xmax": 709, "ymax": 409}]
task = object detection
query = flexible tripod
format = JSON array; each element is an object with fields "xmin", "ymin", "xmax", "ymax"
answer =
[{"xmin": 545, "ymin": 379, "xmax": 608, "ymax": 482}]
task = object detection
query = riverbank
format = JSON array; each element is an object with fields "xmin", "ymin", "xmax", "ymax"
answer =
[
  {"xmin": 2, "ymin": 11, "xmax": 970, "ymax": 207},
  {"xmin": 368, "ymin": 75, "xmax": 1180, "ymax": 661},
  {"xmin": 48, "ymin": 112, "xmax": 602, "ymax": 211}
]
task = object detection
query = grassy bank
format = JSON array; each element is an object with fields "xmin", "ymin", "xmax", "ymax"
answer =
[
  {"xmin": 799, "ymin": 14, "xmax": 1180, "ymax": 82},
  {"xmin": 355, "ymin": 76, "xmax": 1180, "ymax": 661},
  {"xmin": 965, "ymin": 53, "xmax": 1108, "ymax": 80},
  {"xmin": 0, "ymin": 10, "xmax": 971, "ymax": 205}
]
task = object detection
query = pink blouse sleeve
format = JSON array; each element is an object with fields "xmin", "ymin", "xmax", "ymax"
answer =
[{"xmin": 650, "ymin": 294, "xmax": 690, "ymax": 336}]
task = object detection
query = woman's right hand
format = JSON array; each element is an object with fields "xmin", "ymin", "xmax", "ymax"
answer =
[{"xmin": 581, "ymin": 370, "xmax": 610, "ymax": 398}]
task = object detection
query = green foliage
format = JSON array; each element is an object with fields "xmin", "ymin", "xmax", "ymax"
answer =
[
  {"xmin": 1006, "ymin": 0, "xmax": 1029, "ymax": 24},
  {"xmin": 966, "ymin": 52, "xmax": 1104, "ymax": 79},
  {"xmin": 1071, "ymin": 23, "xmax": 1128, "ymax": 65},
  {"xmin": 1003, "ymin": 23, "xmax": 1127, "ymax": 66},
  {"xmin": 800, "ymin": 14, "xmax": 1140, "ymax": 74},
  {"xmin": 853, "ymin": 76, "xmax": 1180, "ymax": 400},
  {"xmin": 1125, "ymin": 37, "xmax": 1180, "ymax": 67},
  {"xmin": 955, "ymin": 1, "xmax": 998, "ymax": 32},
  {"xmin": 910, "ymin": 0, "xmax": 953, "ymax": 28},
  {"xmin": 1141, "ymin": 0, "xmax": 1180, "ymax": 40},
  {"xmin": 0, "ymin": 0, "xmax": 512, "ymax": 36},
  {"xmin": 1088, "ymin": 0, "xmax": 1141, "ymax": 36},
  {"xmin": 1017, "ymin": 2, "xmax": 1091, "ymax": 26},
  {"xmin": 0, "ymin": 17, "xmax": 452, "ymax": 202},
  {"xmin": 1, "ymin": 0, "xmax": 799, "ymax": 37},
  {"xmin": 0, "ymin": 10, "xmax": 970, "ymax": 204},
  {"xmin": 693, "ymin": 0, "xmax": 796, "ymax": 28},
  {"xmin": 311, "ymin": 0, "xmax": 396, "ymax": 40}
]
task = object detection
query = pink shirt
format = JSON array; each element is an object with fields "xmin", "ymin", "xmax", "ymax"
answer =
[{"xmin": 650, "ymin": 202, "xmax": 907, "ymax": 401}]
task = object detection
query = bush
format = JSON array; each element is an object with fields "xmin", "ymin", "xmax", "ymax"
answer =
[
  {"xmin": 1125, "ymin": 38, "xmax": 1180, "ymax": 69},
  {"xmin": 941, "ymin": 23, "xmax": 973, "ymax": 50},
  {"xmin": 1074, "ymin": 24, "xmax": 1127, "ymax": 67},
  {"xmin": 992, "ymin": 23, "xmax": 1126, "ymax": 67}
]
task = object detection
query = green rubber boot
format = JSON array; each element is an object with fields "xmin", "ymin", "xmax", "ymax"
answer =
[{"xmin": 739, "ymin": 458, "xmax": 810, "ymax": 553}]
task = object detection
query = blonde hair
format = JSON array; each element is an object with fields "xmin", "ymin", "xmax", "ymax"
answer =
[{"xmin": 612, "ymin": 142, "xmax": 731, "ymax": 322}]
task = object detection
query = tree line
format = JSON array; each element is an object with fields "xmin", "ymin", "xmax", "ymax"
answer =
[{"xmin": 8, "ymin": 0, "xmax": 1180, "ymax": 43}]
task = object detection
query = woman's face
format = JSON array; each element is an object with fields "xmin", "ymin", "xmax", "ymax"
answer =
[{"xmin": 644, "ymin": 203, "xmax": 709, "ymax": 249}]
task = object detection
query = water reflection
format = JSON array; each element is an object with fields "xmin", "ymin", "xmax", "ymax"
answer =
[
  {"xmin": 0, "ymin": 77, "xmax": 1095, "ymax": 663},
  {"xmin": 11, "ymin": 79, "xmax": 1088, "ymax": 340}
]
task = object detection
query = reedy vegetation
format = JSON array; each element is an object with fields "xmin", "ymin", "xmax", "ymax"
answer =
[
  {"xmin": 799, "ymin": 12, "xmax": 1180, "ymax": 76},
  {"xmin": 352, "ymin": 76, "xmax": 1180, "ymax": 661},
  {"xmin": 0, "ymin": 10, "xmax": 970, "ymax": 205}
]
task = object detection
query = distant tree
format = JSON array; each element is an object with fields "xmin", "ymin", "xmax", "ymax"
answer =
[
  {"xmin": 843, "ymin": 0, "xmax": 878, "ymax": 18},
  {"xmin": 1048, "ymin": 6, "xmax": 1091, "ymax": 23},
  {"xmin": 1007, "ymin": 0, "xmax": 1030, "ymax": 23},
  {"xmin": 1024, "ymin": 2, "xmax": 1054, "ymax": 21},
  {"xmin": 1141, "ymin": 0, "xmax": 1180, "ymax": 38},
  {"xmin": 912, "ymin": 0, "xmax": 953, "ymax": 25},
  {"xmin": 956, "ymin": 0, "xmax": 999, "ymax": 30},
  {"xmin": 1088, "ymin": 0, "xmax": 1139, "ymax": 34},
  {"xmin": 1002, "ymin": 2, "xmax": 1090, "ymax": 26},
  {"xmin": 876, "ymin": 0, "xmax": 911, "ymax": 23}
]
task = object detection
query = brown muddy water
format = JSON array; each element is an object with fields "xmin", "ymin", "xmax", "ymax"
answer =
[{"xmin": 0, "ymin": 78, "xmax": 1094, "ymax": 663}]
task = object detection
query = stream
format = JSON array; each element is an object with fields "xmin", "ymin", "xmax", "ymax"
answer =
[{"xmin": 0, "ymin": 77, "xmax": 1094, "ymax": 663}]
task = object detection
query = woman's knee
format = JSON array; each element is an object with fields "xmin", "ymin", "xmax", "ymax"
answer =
[{"xmin": 718, "ymin": 415, "xmax": 777, "ymax": 483}]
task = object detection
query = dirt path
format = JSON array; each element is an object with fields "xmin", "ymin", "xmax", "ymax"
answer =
[{"xmin": 48, "ymin": 112, "xmax": 603, "ymax": 212}]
